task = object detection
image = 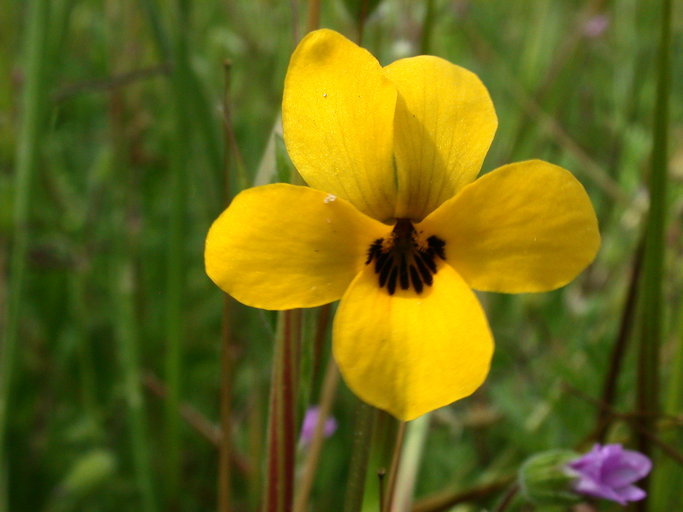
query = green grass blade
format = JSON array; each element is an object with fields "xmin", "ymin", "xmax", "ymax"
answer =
[
  {"xmin": 642, "ymin": 0, "xmax": 673, "ymax": 509},
  {"xmin": 161, "ymin": 0, "xmax": 192, "ymax": 498},
  {"xmin": 114, "ymin": 261, "xmax": 159, "ymax": 512},
  {"xmin": 636, "ymin": 0, "xmax": 671, "ymax": 453},
  {"xmin": 0, "ymin": 1, "xmax": 51, "ymax": 509}
]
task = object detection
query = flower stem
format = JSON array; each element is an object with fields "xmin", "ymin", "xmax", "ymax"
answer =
[
  {"xmin": 362, "ymin": 410, "xmax": 400, "ymax": 512},
  {"xmin": 264, "ymin": 311, "xmax": 299, "ymax": 512},
  {"xmin": 344, "ymin": 402, "xmax": 377, "ymax": 512},
  {"xmin": 0, "ymin": 0, "xmax": 51, "ymax": 508},
  {"xmin": 381, "ymin": 421, "xmax": 407, "ymax": 512}
]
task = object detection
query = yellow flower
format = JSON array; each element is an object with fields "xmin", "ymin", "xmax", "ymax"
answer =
[{"xmin": 205, "ymin": 29, "xmax": 600, "ymax": 421}]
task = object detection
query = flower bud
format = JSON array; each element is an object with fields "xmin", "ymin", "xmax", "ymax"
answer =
[{"xmin": 518, "ymin": 450, "xmax": 582, "ymax": 505}]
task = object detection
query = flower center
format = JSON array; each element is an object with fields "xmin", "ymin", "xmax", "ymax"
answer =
[{"xmin": 365, "ymin": 219, "xmax": 446, "ymax": 295}]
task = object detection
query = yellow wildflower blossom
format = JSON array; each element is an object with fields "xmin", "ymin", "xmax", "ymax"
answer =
[{"xmin": 205, "ymin": 29, "xmax": 600, "ymax": 421}]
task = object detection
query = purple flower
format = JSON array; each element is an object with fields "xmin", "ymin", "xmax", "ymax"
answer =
[
  {"xmin": 299, "ymin": 406, "xmax": 337, "ymax": 445},
  {"xmin": 567, "ymin": 444, "xmax": 652, "ymax": 506}
]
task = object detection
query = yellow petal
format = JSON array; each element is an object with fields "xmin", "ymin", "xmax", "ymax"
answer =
[
  {"xmin": 333, "ymin": 262, "xmax": 493, "ymax": 421},
  {"xmin": 205, "ymin": 184, "xmax": 387, "ymax": 310},
  {"xmin": 384, "ymin": 56, "xmax": 497, "ymax": 220},
  {"xmin": 282, "ymin": 29, "xmax": 398, "ymax": 222},
  {"xmin": 420, "ymin": 160, "xmax": 600, "ymax": 293}
]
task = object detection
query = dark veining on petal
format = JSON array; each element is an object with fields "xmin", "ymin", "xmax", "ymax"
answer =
[{"xmin": 365, "ymin": 219, "xmax": 446, "ymax": 295}]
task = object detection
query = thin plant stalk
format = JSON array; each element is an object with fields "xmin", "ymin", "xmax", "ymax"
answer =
[
  {"xmin": 494, "ymin": 485, "xmax": 521, "ymax": 512},
  {"xmin": 640, "ymin": 0, "xmax": 673, "ymax": 508},
  {"xmin": 356, "ymin": 0, "xmax": 371, "ymax": 46},
  {"xmin": 362, "ymin": 410, "xmax": 400, "ymax": 512},
  {"xmin": 218, "ymin": 296, "xmax": 233, "ymax": 512},
  {"xmin": 635, "ymin": 0, "xmax": 671, "ymax": 501},
  {"xmin": 293, "ymin": 356, "xmax": 340, "ymax": 512},
  {"xmin": 164, "ymin": 0, "xmax": 192, "ymax": 497},
  {"xmin": 0, "ymin": 1, "xmax": 51, "ymax": 509},
  {"xmin": 382, "ymin": 421, "xmax": 407, "ymax": 512},
  {"xmin": 70, "ymin": 268, "xmax": 102, "ymax": 437},
  {"xmin": 221, "ymin": 61, "xmax": 249, "ymax": 191},
  {"xmin": 419, "ymin": 0, "xmax": 436, "ymax": 54},
  {"xmin": 264, "ymin": 311, "xmax": 299, "ymax": 512},
  {"xmin": 653, "ymin": 316, "xmax": 683, "ymax": 508},
  {"xmin": 594, "ymin": 240, "xmax": 644, "ymax": 442},
  {"xmin": 106, "ymin": 4, "xmax": 158, "ymax": 503},
  {"xmin": 392, "ymin": 415, "xmax": 430, "ymax": 512},
  {"xmin": 311, "ymin": 305, "xmax": 332, "ymax": 388},
  {"xmin": 114, "ymin": 262, "xmax": 159, "ymax": 512},
  {"xmin": 218, "ymin": 58, "xmax": 236, "ymax": 512},
  {"xmin": 344, "ymin": 403, "xmax": 377, "ymax": 512},
  {"xmin": 306, "ymin": 0, "xmax": 321, "ymax": 34}
]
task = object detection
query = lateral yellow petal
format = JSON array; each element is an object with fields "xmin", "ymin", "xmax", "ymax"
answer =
[
  {"xmin": 420, "ymin": 160, "xmax": 600, "ymax": 293},
  {"xmin": 282, "ymin": 29, "xmax": 398, "ymax": 222},
  {"xmin": 205, "ymin": 184, "xmax": 387, "ymax": 310},
  {"xmin": 384, "ymin": 56, "xmax": 497, "ymax": 220},
  {"xmin": 333, "ymin": 263, "xmax": 493, "ymax": 421}
]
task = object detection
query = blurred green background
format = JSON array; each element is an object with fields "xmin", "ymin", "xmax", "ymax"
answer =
[{"xmin": 1, "ymin": 0, "xmax": 682, "ymax": 511}]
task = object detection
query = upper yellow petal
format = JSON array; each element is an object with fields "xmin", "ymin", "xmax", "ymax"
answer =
[
  {"xmin": 420, "ymin": 160, "xmax": 600, "ymax": 293},
  {"xmin": 333, "ymin": 262, "xmax": 493, "ymax": 421},
  {"xmin": 205, "ymin": 184, "xmax": 387, "ymax": 310},
  {"xmin": 282, "ymin": 29, "xmax": 398, "ymax": 222},
  {"xmin": 384, "ymin": 56, "xmax": 498, "ymax": 220}
]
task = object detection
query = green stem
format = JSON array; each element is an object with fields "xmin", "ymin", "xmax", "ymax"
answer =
[
  {"xmin": 106, "ymin": 11, "xmax": 158, "ymax": 504},
  {"xmin": 392, "ymin": 414, "xmax": 430, "ymax": 511},
  {"xmin": 419, "ymin": 0, "xmax": 436, "ymax": 54},
  {"xmin": 115, "ymin": 261, "xmax": 158, "ymax": 512},
  {"xmin": 69, "ymin": 269, "xmax": 102, "ymax": 438},
  {"xmin": 293, "ymin": 356, "xmax": 340, "ymax": 512},
  {"xmin": 0, "ymin": 1, "xmax": 51, "ymax": 509},
  {"xmin": 344, "ymin": 402, "xmax": 376, "ymax": 512},
  {"xmin": 636, "ymin": 0, "xmax": 672, "ymax": 509},
  {"xmin": 635, "ymin": 0, "xmax": 671, "ymax": 508},
  {"xmin": 594, "ymin": 240, "xmax": 644, "ymax": 442},
  {"xmin": 163, "ymin": 0, "xmax": 192, "ymax": 497},
  {"xmin": 361, "ymin": 410, "xmax": 400, "ymax": 512},
  {"xmin": 133, "ymin": 2, "xmax": 188, "ymax": 495},
  {"xmin": 217, "ymin": 58, "xmax": 236, "ymax": 512}
]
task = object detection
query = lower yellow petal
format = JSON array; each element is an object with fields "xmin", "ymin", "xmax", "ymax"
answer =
[
  {"xmin": 333, "ymin": 263, "xmax": 493, "ymax": 421},
  {"xmin": 205, "ymin": 184, "xmax": 387, "ymax": 310},
  {"xmin": 420, "ymin": 160, "xmax": 600, "ymax": 293}
]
